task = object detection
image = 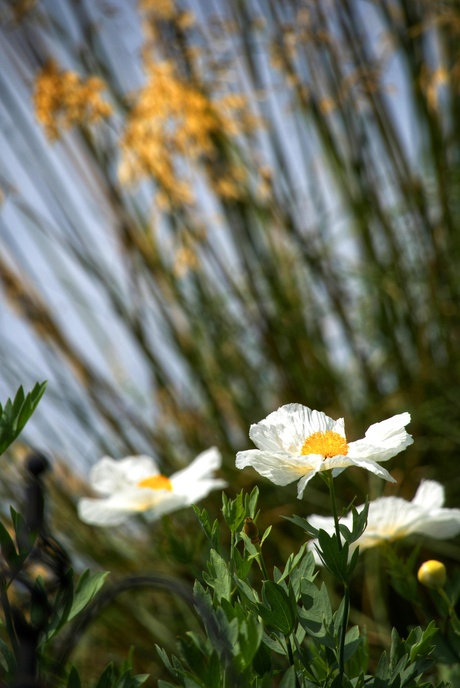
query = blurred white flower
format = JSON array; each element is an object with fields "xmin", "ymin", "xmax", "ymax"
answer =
[
  {"xmin": 78, "ymin": 447, "xmax": 226, "ymax": 526},
  {"xmin": 236, "ymin": 404, "xmax": 412, "ymax": 497},
  {"xmin": 308, "ymin": 480, "xmax": 460, "ymax": 560}
]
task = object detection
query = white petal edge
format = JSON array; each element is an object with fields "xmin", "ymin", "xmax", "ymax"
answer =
[
  {"xmin": 171, "ymin": 447, "xmax": 222, "ymax": 490},
  {"xmin": 236, "ymin": 449, "xmax": 322, "ymax": 487},
  {"xmin": 412, "ymin": 480, "xmax": 445, "ymax": 509}
]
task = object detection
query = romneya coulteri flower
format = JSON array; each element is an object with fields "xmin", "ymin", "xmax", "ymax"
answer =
[
  {"xmin": 235, "ymin": 404, "xmax": 413, "ymax": 497},
  {"xmin": 78, "ymin": 448, "xmax": 227, "ymax": 526},
  {"xmin": 308, "ymin": 480, "xmax": 460, "ymax": 559}
]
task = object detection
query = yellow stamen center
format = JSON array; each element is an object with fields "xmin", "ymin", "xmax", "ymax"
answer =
[
  {"xmin": 301, "ymin": 430, "xmax": 349, "ymax": 459},
  {"xmin": 137, "ymin": 474, "xmax": 173, "ymax": 491}
]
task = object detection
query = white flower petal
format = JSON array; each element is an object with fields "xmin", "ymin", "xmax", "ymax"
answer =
[
  {"xmin": 348, "ymin": 413, "xmax": 413, "ymax": 464},
  {"xmin": 411, "ymin": 510, "xmax": 460, "ymax": 539},
  {"xmin": 249, "ymin": 404, "xmax": 344, "ymax": 455},
  {"xmin": 171, "ymin": 447, "xmax": 222, "ymax": 488},
  {"xmin": 307, "ymin": 478, "xmax": 460, "ymax": 563},
  {"xmin": 143, "ymin": 493, "xmax": 190, "ymax": 521},
  {"xmin": 331, "ymin": 455, "xmax": 397, "ymax": 483},
  {"xmin": 89, "ymin": 455, "xmax": 159, "ymax": 495},
  {"xmin": 78, "ymin": 498, "xmax": 129, "ymax": 526},
  {"xmin": 78, "ymin": 488, "xmax": 156, "ymax": 526},
  {"xmin": 80, "ymin": 448, "xmax": 224, "ymax": 527},
  {"xmin": 236, "ymin": 404, "xmax": 412, "ymax": 494},
  {"xmin": 115, "ymin": 455, "xmax": 160, "ymax": 482},
  {"xmin": 412, "ymin": 480, "xmax": 445, "ymax": 509},
  {"xmin": 297, "ymin": 470, "xmax": 317, "ymax": 498},
  {"xmin": 236, "ymin": 449, "xmax": 321, "ymax": 486}
]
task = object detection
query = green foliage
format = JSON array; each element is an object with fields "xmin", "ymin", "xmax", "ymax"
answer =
[
  {"xmin": 0, "ymin": 384, "xmax": 148, "ymax": 687},
  {"xmin": 156, "ymin": 490, "xmax": 445, "ymax": 688},
  {"xmin": 0, "ymin": 382, "xmax": 47, "ymax": 456}
]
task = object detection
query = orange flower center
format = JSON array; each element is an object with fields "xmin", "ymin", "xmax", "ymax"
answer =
[
  {"xmin": 137, "ymin": 474, "xmax": 173, "ymax": 491},
  {"xmin": 301, "ymin": 430, "xmax": 349, "ymax": 459}
]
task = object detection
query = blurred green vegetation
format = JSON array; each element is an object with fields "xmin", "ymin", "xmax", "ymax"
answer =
[{"xmin": 1, "ymin": 0, "xmax": 460, "ymax": 683}]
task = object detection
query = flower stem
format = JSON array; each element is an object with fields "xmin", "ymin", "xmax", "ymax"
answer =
[
  {"xmin": 326, "ymin": 472, "xmax": 349, "ymax": 681},
  {"xmin": 327, "ymin": 474, "xmax": 342, "ymax": 550},
  {"xmin": 256, "ymin": 544, "xmax": 270, "ymax": 580}
]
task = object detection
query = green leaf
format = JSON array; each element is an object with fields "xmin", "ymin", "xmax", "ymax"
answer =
[
  {"xmin": 237, "ymin": 615, "xmax": 264, "ymax": 671},
  {"xmin": 343, "ymin": 625, "xmax": 361, "ymax": 663},
  {"xmin": 233, "ymin": 546, "xmax": 253, "ymax": 579},
  {"xmin": 221, "ymin": 490, "xmax": 246, "ymax": 533},
  {"xmin": 202, "ymin": 549, "xmax": 232, "ymax": 602},
  {"xmin": 317, "ymin": 530, "xmax": 350, "ymax": 583},
  {"xmin": 407, "ymin": 621, "xmax": 438, "ymax": 663},
  {"xmin": 192, "ymin": 506, "xmax": 220, "ymax": 551},
  {"xmin": 0, "ymin": 521, "xmax": 19, "ymax": 568},
  {"xmin": 282, "ymin": 514, "xmax": 320, "ymax": 538},
  {"xmin": 0, "ymin": 382, "xmax": 47, "ymax": 456},
  {"xmin": 68, "ymin": 569, "xmax": 109, "ymax": 621},
  {"xmin": 258, "ymin": 581, "xmax": 295, "ymax": 635},
  {"xmin": 244, "ymin": 486, "xmax": 259, "ymax": 519},
  {"xmin": 279, "ymin": 665, "xmax": 297, "ymax": 688},
  {"xmin": 0, "ymin": 636, "xmax": 16, "ymax": 674},
  {"xmin": 289, "ymin": 549, "xmax": 316, "ymax": 600},
  {"xmin": 298, "ymin": 579, "xmax": 335, "ymax": 648},
  {"xmin": 67, "ymin": 666, "xmax": 82, "ymax": 688}
]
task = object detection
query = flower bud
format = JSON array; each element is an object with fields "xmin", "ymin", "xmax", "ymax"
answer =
[
  {"xmin": 243, "ymin": 517, "xmax": 260, "ymax": 544},
  {"xmin": 417, "ymin": 560, "xmax": 446, "ymax": 589}
]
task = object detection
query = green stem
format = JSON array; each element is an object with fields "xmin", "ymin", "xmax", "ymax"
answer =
[
  {"xmin": 439, "ymin": 587, "xmax": 460, "ymax": 633},
  {"xmin": 285, "ymin": 635, "xmax": 299, "ymax": 686},
  {"xmin": 327, "ymin": 474, "xmax": 342, "ymax": 550},
  {"xmin": 339, "ymin": 584, "xmax": 350, "ymax": 679},
  {"xmin": 256, "ymin": 544, "xmax": 270, "ymax": 580},
  {"xmin": 326, "ymin": 472, "xmax": 349, "ymax": 681}
]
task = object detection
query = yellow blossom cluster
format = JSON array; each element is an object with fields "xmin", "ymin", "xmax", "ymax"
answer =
[
  {"xmin": 118, "ymin": 60, "xmax": 256, "ymax": 206},
  {"xmin": 138, "ymin": 0, "xmax": 176, "ymax": 20},
  {"xmin": 33, "ymin": 60, "xmax": 112, "ymax": 140}
]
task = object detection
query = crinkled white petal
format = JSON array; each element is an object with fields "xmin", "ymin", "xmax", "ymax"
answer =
[
  {"xmin": 249, "ymin": 404, "xmax": 344, "ymax": 455},
  {"xmin": 335, "ymin": 456, "xmax": 397, "ymax": 483},
  {"xmin": 89, "ymin": 455, "xmax": 159, "ymax": 495},
  {"xmin": 348, "ymin": 413, "xmax": 413, "ymax": 464},
  {"xmin": 236, "ymin": 449, "xmax": 322, "ymax": 486},
  {"xmin": 412, "ymin": 480, "xmax": 445, "ymax": 509}
]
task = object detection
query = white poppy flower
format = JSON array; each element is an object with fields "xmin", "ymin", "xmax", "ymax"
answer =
[
  {"xmin": 235, "ymin": 404, "xmax": 413, "ymax": 497},
  {"xmin": 307, "ymin": 480, "xmax": 460, "ymax": 560},
  {"xmin": 78, "ymin": 447, "xmax": 227, "ymax": 526}
]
